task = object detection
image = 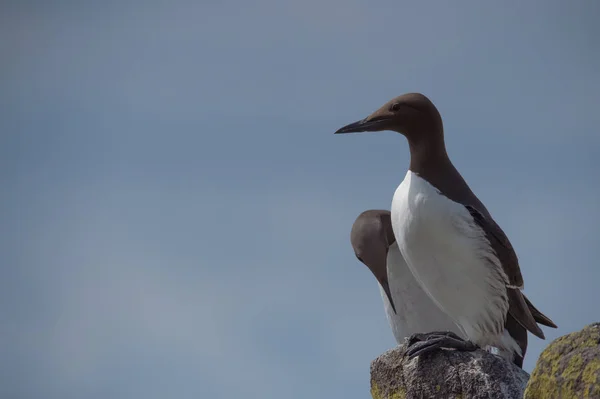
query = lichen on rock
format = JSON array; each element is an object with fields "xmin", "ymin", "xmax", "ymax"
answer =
[{"xmin": 524, "ymin": 322, "xmax": 600, "ymax": 399}]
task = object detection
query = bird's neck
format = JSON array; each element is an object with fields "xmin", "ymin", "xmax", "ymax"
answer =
[
  {"xmin": 407, "ymin": 134, "xmax": 478, "ymax": 207},
  {"xmin": 407, "ymin": 133, "xmax": 450, "ymax": 176}
]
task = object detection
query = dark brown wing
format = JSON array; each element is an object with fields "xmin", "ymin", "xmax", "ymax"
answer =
[
  {"xmin": 505, "ymin": 312, "xmax": 527, "ymax": 368},
  {"xmin": 465, "ymin": 205, "xmax": 523, "ymax": 288},
  {"xmin": 465, "ymin": 205, "xmax": 545, "ymax": 339}
]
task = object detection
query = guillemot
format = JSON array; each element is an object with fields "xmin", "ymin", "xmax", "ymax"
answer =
[
  {"xmin": 336, "ymin": 93, "xmax": 556, "ymax": 367},
  {"xmin": 351, "ymin": 209, "xmax": 464, "ymax": 344}
]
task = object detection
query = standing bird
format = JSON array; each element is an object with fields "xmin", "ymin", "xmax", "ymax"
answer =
[
  {"xmin": 336, "ymin": 93, "xmax": 556, "ymax": 367},
  {"xmin": 351, "ymin": 209, "xmax": 464, "ymax": 345}
]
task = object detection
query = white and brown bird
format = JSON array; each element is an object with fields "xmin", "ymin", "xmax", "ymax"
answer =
[
  {"xmin": 351, "ymin": 209, "xmax": 464, "ymax": 344},
  {"xmin": 337, "ymin": 93, "xmax": 556, "ymax": 367}
]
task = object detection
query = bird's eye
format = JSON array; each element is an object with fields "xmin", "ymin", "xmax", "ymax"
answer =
[{"xmin": 390, "ymin": 103, "xmax": 401, "ymax": 112}]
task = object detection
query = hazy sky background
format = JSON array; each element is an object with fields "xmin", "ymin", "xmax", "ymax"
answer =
[{"xmin": 2, "ymin": 1, "xmax": 599, "ymax": 398}]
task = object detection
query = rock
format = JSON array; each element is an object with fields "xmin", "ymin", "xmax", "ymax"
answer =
[
  {"xmin": 370, "ymin": 342, "xmax": 529, "ymax": 399},
  {"xmin": 524, "ymin": 322, "xmax": 600, "ymax": 399}
]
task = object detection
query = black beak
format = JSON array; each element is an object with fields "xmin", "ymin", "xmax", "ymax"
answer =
[
  {"xmin": 334, "ymin": 116, "xmax": 390, "ymax": 134},
  {"xmin": 380, "ymin": 280, "xmax": 397, "ymax": 314}
]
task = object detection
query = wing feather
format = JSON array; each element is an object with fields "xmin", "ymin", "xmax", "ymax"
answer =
[{"xmin": 465, "ymin": 205, "xmax": 546, "ymax": 338}]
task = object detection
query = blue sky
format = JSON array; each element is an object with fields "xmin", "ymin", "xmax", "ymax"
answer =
[{"xmin": 1, "ymin": 1, "xmax": 599, "ymax": 398}]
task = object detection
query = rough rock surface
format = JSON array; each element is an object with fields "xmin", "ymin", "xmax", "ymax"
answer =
[
  {"xmin": 524, "ymin": 322, "xmax": 600, "ymax": 399},
  {"xmin": 370, "ymin": 342, "xmax": 529, "ymax": 399}
]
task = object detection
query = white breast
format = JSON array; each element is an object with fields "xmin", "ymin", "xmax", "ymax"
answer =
[
  {"xmin": 390, "ymin": 171, "xmax": 515, "ymax": 352},
  {"xmin": 379, "ymin": 242, "xmax": 463, "ymax": 344}
]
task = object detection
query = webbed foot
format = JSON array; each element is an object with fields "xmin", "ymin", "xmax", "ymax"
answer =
[{"xmin": 405, "ymin": 331, "xmax": 478, "ymax": 359}]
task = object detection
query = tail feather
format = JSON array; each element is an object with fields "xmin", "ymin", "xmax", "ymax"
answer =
[
  {"xmin": 507, "ymin": 288, "xmax": 545, "ymax": 339},
  {"xmin": 503, "ymin": 292, "xmax": 556, "ymax": 368},
  {"xmin": 523, "ymin": 294, "xmax": 557, "ymax": 328}
]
